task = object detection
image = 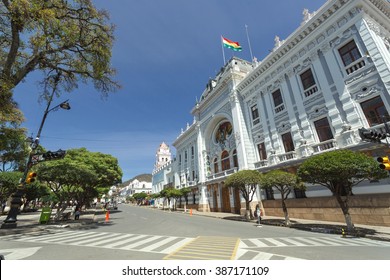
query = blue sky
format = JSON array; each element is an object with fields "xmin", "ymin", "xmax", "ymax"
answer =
[{"xmin": 13, "ymin": 0, "xmax": 326, "ymax": 182}]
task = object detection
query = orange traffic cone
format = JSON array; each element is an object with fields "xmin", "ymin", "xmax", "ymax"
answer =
[
  {"xmin": 190, "ymin": 208, "xmax": 193, "ymax": 216},
  {"xmin": 105, "ymin": 210, "xmax": 110, "ymax": 222}
]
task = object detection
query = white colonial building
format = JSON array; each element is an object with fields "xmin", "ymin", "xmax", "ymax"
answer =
[
  {"xmin": 152, "ymin": 0, "xmax": 390, "ymax": 226},
  {"xmin": 120, "ymin": 174, "xmax": 152, "ymax": 197}
]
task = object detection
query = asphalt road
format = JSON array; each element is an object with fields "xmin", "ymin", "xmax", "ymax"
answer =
[{"xmin": 0, "ymin": 204, "xmax": 389, "ymax": 260}]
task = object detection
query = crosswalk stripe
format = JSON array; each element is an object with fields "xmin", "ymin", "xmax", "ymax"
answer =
[
  {"xmin": 140, "ymin": 236, "xmax": 177, "ymax": 252},
  {"xmin": 263, "ymin": 238, "xmax": 289, "ymax": 246},
  {"xmin": 160, "ymin": 238, "xmax": 193, "ymax": 254},
  {"xmin": 16, "ymin": 231, "xmax": 76, "ymax": 241},
  {"xmin": 102, "ymin": 234, "xmax": 143, "ymax": 248},
  {"xmin": 46, "ymin": 231, "xmax": 97, "ymax": 243},
  {"xmin": 247, "ymin": 239, "xmax": 269, "ymax": 247},
  {"xmin": 242, "ymin": 236, "xmax": 390, "ymax": 248},
  {"xmin": 121, "ymin": 235, "xmax": 162, "ymax": 250},
  {"xmin": 280, "ymin": 237, "xmax": 308, "ymax": 246},
  {"xmin": 71, "ymin": 232, "xmax": 112, "ymax": 245},
  {"xmin": 88, "ymin": 233, "xmax": 132, "ymax": 247},
  {"xmin": 292, "ymin": 237, "xmax": 328, "ymax": 246}
]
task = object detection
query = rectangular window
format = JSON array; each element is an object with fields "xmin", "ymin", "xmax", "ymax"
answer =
[
  {"xmin": 272, "ymin": 89, "xmax": 285, "ymax": 113},
  {"xmin": 360, "ymin": 96, "xmax": 390, "ymax": 126},
  {"xmin": 257, "ymin": 142, "xmax": 267, "ymax": 161},
  {"xmin": 281, "ymin": 132, "xmax": 294, "ymax": 153},
  {"xmin": 314, "ymin": 117, "xmax": 334, "ymax": 142},
  {"xmin": 251, "ymin": 105, "xmax": 259, "ymax": 119},
  {"xmin": 272, "ymin": 89, "xmax": 283, "ymax": 107},
  {"xmin": 300, "ymin": 69, "xmax": 316, "ymax": 90},
  {"xmin": 338, "ymin": 40, "xmax": 362, "ymax": 67}
]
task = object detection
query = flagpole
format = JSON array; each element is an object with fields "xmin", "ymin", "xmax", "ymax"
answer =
[
  {"xmin": 245, "ymin": 25, "xmax": 254, "ymax": 62},
  {"xmin": 221, "ymin": 36, "xmax": 226, "ymax": 65}
]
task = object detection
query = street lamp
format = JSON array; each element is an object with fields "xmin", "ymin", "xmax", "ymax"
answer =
[{"xmin": 1, "ymin": 83, "xmax": 71, "ymax": 229}]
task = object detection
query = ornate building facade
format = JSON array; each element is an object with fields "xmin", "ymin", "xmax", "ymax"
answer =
[{"xmin": 152, "ymin": 0, "xmax": 390, "ymax": 225}]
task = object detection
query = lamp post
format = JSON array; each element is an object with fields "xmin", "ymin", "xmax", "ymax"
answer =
[{"xmin": 1, "ymin": 82, "xmax": 70, "ymax": 229}]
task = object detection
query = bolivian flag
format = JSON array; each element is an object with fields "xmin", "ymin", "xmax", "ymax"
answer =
[{"xmin": 222, "ymin": 36, "xmax": 242, "ymax": 51}]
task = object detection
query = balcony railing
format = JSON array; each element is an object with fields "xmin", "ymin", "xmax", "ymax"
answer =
[
  {"xmin": 274, "ymin": 104, "xmax": 285, "ymax": 114},
  {"xmin": 278, "ymin": 151, "xmax": 297, "ymax": 162},
  {"xmin": 345, "ymin": 57, "xmax": 366, "ymax": 75},
  {"xmin": 312, "ymin": 139, "xmax": 337, "ymax": 154},
  {"xmin": 304, "ymin": 84, "xmax": 318, "ymax": 98},
  {"xmin": 206, "ymin": 167, "xmax": 237, "ymax": 181},
  {"xmin": 254, "ymin": 160, "xmax": 268, "ymax": 169},
  {"xmin": 187, "ymin": 181, "xmax": 197, "ymax": 187}
]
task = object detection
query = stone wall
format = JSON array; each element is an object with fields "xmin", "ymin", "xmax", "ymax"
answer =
[{"xmin": 262, "ymin": 194, "xmax": 390, "ymax": 227}]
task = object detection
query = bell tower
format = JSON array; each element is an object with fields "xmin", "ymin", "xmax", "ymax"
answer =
[{"xmin": 154, "ymin": 142, "xmax": 172, "ymax": 171}]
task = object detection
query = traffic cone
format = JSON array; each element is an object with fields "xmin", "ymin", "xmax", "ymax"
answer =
[
  {"xmin": 190, "ymin": 208, "xmax": 193, "ymax": 216},
  {"xmin": 105, "ymin": 210, "xmax": 110, "ymax": 222}
]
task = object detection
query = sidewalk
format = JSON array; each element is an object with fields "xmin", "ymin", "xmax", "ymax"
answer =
[
  {"xmin": 0, "ymin": 209, "xmax": 99, "ymax": 235},
  {"xmin": 1, "ymin": 207, "xmax": 390, "ymax": 242}
]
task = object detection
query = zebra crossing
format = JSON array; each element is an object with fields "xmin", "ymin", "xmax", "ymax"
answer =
[
  {"xmin": 0, "ymin": 229, "xmax": 193, "ymax": 255},
  {"xmin": 235, "ymin": 236, "xmax": 390, "ymax": 260},
  {"xmin": 240, "ymin": 236, "xmax": 390, "ymax": 248},
  {"xmin": 2, "ymin": 230, "xmax": 389, "ymax": 260}
]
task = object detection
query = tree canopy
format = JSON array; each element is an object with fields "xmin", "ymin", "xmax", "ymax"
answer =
[
  {"xmin": 36, "ymin": 148, "xmax": 122, "ymax": 208},
  {"xmin": 260, "ymin": 170, "xmax": 304, "ymax": 226},
  {"xmin": 297, "ymin": 149, "xmax": 388, "ymax": 230},
  {"xmin": 225, "ymin": 170, "xmax": 262, "ymax": 220},
  {"xmin": 0, "ymin": 0, "xmax": 120, "ymax": 114}
]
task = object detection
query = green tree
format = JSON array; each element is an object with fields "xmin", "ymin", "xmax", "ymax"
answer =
[
  {"xmin": 0, "ymin": 171, "xmax": 22, "ymax": 204},
  {"xmin": 225, "ymin": 170, "xmax": 262, "ymax": 220},
  {"xmin": 24, "ymin": 182, "xmax": 50, "ymax": 210},
  {"xmin": 160, "ymin": 187, "xmax": 182, "ymax": 210},
  {"xmin": 260, "ymin": 170, "xmax": 305, "ymax": 226},
  {"xmin": 0, "ymin": 106, "xmax": 28, "ymax": 172},
  {"xmin": 36, "ymin": 148, "xmax": 122, "ymax": 218},
  {"xmin": 297, "ymin": 149, "xmax": 388, "ymax": 231},
  {"xmin": 0, "ymin": 0, "xmax": 120, "ymax": 113},
  {"xmin": 179, "ymin": 187, "xmax": 191, "ymax": 209},
  {"xmin": 132, "ymin": 192, "xmax": 147, "ymax": 205}
]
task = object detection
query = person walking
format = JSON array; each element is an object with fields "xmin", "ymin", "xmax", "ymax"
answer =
[
  {"xmin": 74, "ymin": 204, "xmax": 81, "ymax": 220},
  {"xmin": 255, "ymin": 205, "xmax": 262, "ymax": 226}
]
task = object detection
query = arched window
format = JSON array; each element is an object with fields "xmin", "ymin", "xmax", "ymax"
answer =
[
  {"xmin": 214, "ymin": 158, "xmax": 219, "ymax": 173},
  {"xmin": 221, "ymin": 151, "xmax": 230, "ymax": 171},
  {"xmin": 232, "ymin": 149, "xmax": 238, "ymax": 168}
]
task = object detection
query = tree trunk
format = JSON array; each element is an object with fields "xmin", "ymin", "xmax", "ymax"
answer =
[
  {"xmin": 335, "ymin": 194, "xmax": 354, "ymax": 231},
  {"xmin": 281, "ymin": 199, "xmax": 291, "ymax": 226},
  {"xmin": 245, "ymin": 200, "xmax": 251, "ymax": 221}
]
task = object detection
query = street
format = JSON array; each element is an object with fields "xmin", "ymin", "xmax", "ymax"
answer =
[{"xmin": 0, "ymin": 204, "xmax": 389, "ymax": 260}]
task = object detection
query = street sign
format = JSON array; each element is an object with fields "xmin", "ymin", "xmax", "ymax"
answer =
[{"xmin": 31, "ymin": 149, "xmax": 66, "ymax": 165}]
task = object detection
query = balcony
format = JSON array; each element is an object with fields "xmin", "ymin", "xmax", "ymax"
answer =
[
  {"xmin": 254, "ymin": 160, "xmax": 269, "ymax": 169},
  {"xmin": 277, "ymin": 151, "xmax": 297, "ymax": 162},
  {"xmin": 206, "ymin": 167, "xmax": 237, "ymax": 181},
  {"xmin": 304, "ymin": 84, "xmax": 318, "ymax": 98},
  {"xmin": 312, "ymin": 139, "xmax": 337, "ymax": 154},
  {"xmin": 187, "ymin": 181, "xmax": 198, "ymax": 187},
  {"xmin": 345, "ymin": 57, "xmax": 366, "ymax": 75},
  {"xmin": 274, "ymin": 104, "xmax": 285, "ymax": 114}
]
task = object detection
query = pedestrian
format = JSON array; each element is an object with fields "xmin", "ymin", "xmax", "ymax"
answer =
[
  {"xmin": 75, "ymin": 204, "xmax": 81, "ymax": 220},
  {"xmin": 255, "ymin": 205, "xmax": 262, "ymax": 225}
]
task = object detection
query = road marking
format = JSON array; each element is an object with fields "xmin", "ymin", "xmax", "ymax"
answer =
[
  {"xmin": 121, "ymin": 235, "xmax": 162, "ymax": 250},
  {"xmin": 164, "ymin": 236, "xmax": 240, "ymax": 260},
  {"xmin": 141, "ymin": 236, "xmax": 177, "ymax": 252},
  {"xmin": 0, "ymin": 229, "xmax": 194, "ymax": 255},
  {"xmin": 242, "ymin": 236, "xmax": 390, "ymax": 248},
  {"xmin": 0, "ymin": 247, "xmax": 41, "ymax": 260}
]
